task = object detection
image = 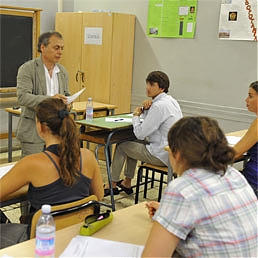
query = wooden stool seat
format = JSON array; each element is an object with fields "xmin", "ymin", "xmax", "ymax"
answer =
[{"xmin": 135, "ymin": 163, "xmax": 175, "ymax": 204}]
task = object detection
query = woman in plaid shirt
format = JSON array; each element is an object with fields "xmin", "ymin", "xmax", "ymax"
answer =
[{"xmin": 143, "ymin": 116, "xmax": 257, "ymax": 258}]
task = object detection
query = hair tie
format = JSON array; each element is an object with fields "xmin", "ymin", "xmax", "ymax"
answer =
[{"xmin": 58, "ymin": 109, "xmax": 69, "ymax": 120}]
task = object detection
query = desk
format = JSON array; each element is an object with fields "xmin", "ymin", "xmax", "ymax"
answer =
[
  {"xmin": 164, "ymin": 129, "xmax": 248, "ymax": 152},
  {"xmin": 5, "ymin": 101, "xmax": 117, "ymax": 162},
  {"xmin": 72, "ymin": 101, "xmax": 117, "ymax": 118},
  {"xmin": 0, "ymin": 162, "xmax": 28, "ymax": 208},
  {"xmin": 226, "ymin": 129, "xmax": 248, "ymax": 164},
  {"xmin": 0, "ymin": 202, "xmax": 152, "ymax": 257},
  {"xmin": 5, "ymin": 107, "xmax": 21, "ymax": 163},
  {"xmin": 226, "ymin": 129, "xmax": 247, "ymax": 137},
  {"xmin": 77, "ymin": 114, "xmax": 136, "ymax": 211}
]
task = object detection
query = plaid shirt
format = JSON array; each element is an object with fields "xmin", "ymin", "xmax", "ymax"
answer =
[{"xmin": 154, "ymin": 166, "xmax": 258, "ymax": 257}]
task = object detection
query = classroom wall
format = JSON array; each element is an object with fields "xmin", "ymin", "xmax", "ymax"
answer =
[
  {"xmin": 0, "ymin": 0, "xmax": 73, "ymax": 138},
  {"xmin": 73, "ymin": 0, "xmax": 257, "ymax": 133},
  {"xmin": 0, "ymin": 0, "xmax": 257, "ymax": 137}
]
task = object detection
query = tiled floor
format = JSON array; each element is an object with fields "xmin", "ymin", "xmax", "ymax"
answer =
[{"xmin": 0, "ymin": 149, "xmax": 164, "ymax": 223}]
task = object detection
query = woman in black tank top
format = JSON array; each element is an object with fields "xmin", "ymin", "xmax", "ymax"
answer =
[{"xmin": 0, "ymin": 98, "xmax": 104, "ymax": 216}]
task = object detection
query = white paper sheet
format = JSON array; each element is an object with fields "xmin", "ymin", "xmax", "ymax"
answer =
[
  {"xmin": 0, "ymin": 164, "xmax": 14, "ymax": 179},
  {"xmin": 84, "ymin": 27, "xmax": 103, "ymax": 45},
  {"xmin": 105, "ymin": 117, "xmax": 133, "ymax": 123},
  {"xmin": 67, "ymin": 88, "xmax": 86, "ymax": 104},
  {"xmin": 226, "ymin": 135, "xmax": 242, "ymax": 146},
  {"xmin": 59, "ymin": 235, "xmax": 144, "ymax": 257},
  {"xmin": 218, "ymin": 0, "xmax": 257, "ymax": 41}
]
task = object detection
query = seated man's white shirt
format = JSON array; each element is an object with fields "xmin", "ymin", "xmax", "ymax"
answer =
[{"xmin": 132, "ymin": 93, "xmax": 182, "ymax": 165}]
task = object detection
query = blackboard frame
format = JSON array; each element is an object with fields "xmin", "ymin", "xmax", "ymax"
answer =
[{"xmin": 0, "ymin": 5, "xmax": 41, "ymax": 91}]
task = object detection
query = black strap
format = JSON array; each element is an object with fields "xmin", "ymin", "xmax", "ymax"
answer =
[
  {"xmin": 43, "ymin": 151, "xmax": 82, "ymax": 174},
  {"xmin": 43, "ymin": 151, "xmax": 61, "ymax": 174}
]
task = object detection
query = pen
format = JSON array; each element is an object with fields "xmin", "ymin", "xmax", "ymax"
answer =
[{"xmin": 114, "ymin": 118, "xmax": 124, "ymax": 122}]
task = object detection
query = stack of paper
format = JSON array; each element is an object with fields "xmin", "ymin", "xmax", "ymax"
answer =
[{"xmin": 59, "ymin": 235, "xmax": 144, "ymax": 257}]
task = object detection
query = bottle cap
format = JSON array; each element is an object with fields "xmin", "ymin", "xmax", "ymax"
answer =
[
  {"xmin": 88, "ymin": 97, "xmax": 92, "ymax": 101},
  {"xmin": 41, "ymin": 204, "xmax": 51, "ymax": 214}
]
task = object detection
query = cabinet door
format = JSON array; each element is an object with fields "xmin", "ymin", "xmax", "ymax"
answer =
[
  {"xmin": 55, "ymin": 13, "xmax": 87, "ymax": 101},
  {"xmin": 81, "ymin": 13, "xmax": 113, "ymax": 103},
  {"xmin": 110, "ymin": 14, "xmax": 135, "ymax": 113}
]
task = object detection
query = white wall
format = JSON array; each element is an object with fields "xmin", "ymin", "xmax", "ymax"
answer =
[
  {"xmin": 74, "ymin": 0, "xmax": 257, "ymax": 132},
  {"xmin": 1, "ymin": 0, "xmax": 257, "ymax": 135},
  {"xmin": 0, "ymin": 0, "xmax": 60, "ymax": 32}
]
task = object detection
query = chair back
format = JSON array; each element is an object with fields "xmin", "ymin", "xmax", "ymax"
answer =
[{"xmin": 30, "ymin": 195, "xmax": 99, "ymax": 239}]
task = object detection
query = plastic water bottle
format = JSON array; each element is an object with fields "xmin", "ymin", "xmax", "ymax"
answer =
[
  {"xmin": 86, "ymin": 97, "xmax": 93, "ymax": 121},
  {"xmin": 35, "ymin": 204, "xmax": 55, "ymax": 258}
]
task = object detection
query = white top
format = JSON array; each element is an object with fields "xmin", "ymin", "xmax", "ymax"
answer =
[
  {"xmin": 44, "ymin": 65, "xmax": 60, "ymax": 96},
  {"xmin": 132, "ymin": 93, "xmax": 182, "ymax": 165}
]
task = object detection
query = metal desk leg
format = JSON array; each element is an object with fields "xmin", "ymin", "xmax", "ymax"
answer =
[
  {"xmin": 110, "ymin": 108, "xmax": 115, "ymax": 115},
  {"xmin": 8, "ymin": 112, "xmax": 13, "ymax": 162},
  {"xmin": 104, "ymin": 130, "xmax": 118, "ymax": 211},
  {"xmin": 104, "ymin": 144, "xmax": 115, "ymax": 211}
]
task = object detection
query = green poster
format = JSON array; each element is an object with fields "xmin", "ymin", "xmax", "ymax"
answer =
[{"xmin": 147, "ymin": 0, "xmax": 198, "ymax": 38}]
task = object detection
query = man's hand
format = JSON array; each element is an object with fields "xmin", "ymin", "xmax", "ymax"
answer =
[
  {"xmin": 52, "ymin": 94, "xmax": 68, "ymax": 104},
  {"xmin": 142, "ymin": 99, "xmax": 152, "ymax": 110},
  {"xmin": 133, "ymin": 106, "xmax": 143, "ymax": 116}
]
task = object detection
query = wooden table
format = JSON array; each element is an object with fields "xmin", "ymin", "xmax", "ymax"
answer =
[
  {"xmin": 164, "ymin": 129, "xmax": 248, "ymax": 152},
  {"xmin": 0, "ymin": 202, "xmax": 152, "ymax": 257},
  {"xmin": 77, "ymin": 114, "xmax": 136, "ymax": 211},
  {"xmin": 226, "ymin": 129, "xmax": 247, "ymax": 137},
  {"xmin": 5, "ymin": 101, "xmax": 117, "ymax": 162},
  {"xmin": 72, "ymin": 101, "xmax": 117, "ymax": 118}
]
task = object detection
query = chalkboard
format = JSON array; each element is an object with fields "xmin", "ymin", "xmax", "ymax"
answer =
[{"xmin": 0, "ymin": 14, "xmax": 33, "ymax": 88}]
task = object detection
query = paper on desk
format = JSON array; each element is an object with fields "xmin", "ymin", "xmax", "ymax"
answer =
[
  {"xmin": 226, "ymin": 136, "xmax": 242, "ymax": 146},
  {"xmin": 59, "ymin": 235, "xmax": 144, "ymax": 257},
  {"xmin": 67, "ymin": 88, "xmax": 86, "ymax": 104},
  {"xmin": 0, "ymin": 164, "xmax": 14, "ymax": 179},
  {"xmin": 105, "ymin": 117, "xmax": 133, "ymax": 123}
]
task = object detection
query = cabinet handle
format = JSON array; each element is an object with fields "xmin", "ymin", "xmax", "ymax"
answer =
[{"xmin": 75, "ymin": 70, "xmax": 85, "ymax": 82}]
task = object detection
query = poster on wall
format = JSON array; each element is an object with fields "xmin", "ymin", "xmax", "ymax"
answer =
[
  {"xmin": 218, "ymin": 0, "xmax": 257, "ymax": 41},
  {"xmin": 147, "ymin": 0, "xmax": 198, "ymax": 38}
]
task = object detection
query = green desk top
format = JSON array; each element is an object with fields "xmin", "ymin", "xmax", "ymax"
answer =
[{"xmin": 76, "ymin": 113, "xmax": 133, "ymax": 130}]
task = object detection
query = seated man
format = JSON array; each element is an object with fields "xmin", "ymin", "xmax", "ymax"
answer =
[{"xmin": 104, "ymin": 71, "xmax": 183, "ymax": 196}]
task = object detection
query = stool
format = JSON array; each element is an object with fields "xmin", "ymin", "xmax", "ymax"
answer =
[{"xmin": 135, "ymin": 163, "xmax": 176, "ymax": 204}]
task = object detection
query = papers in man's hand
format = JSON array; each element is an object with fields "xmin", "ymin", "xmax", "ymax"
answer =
[
  {"xmin": 59, "ymin": 235, "xmax": 144, "ymax": 257},
  {"xmin": 67, "ymin": 88, "xmax": 86, "ymax": 104},
  {"xmin": 0, "ymin": 164, "xmax": 14, "ymax": 179},
  {"xmin": 226, "ymin": 136, "xmax": 242, "ymax": 146}
]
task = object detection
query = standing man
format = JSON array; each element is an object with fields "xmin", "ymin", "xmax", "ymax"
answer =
[
  {"xmin": 16, "ymin": 31, "xmax": 70, "ymax": 157},
  {"xmin": 104, "ymin": 71, "xmax": 183, "ymax": 196}
]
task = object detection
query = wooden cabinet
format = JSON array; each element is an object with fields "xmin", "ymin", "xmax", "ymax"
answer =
[{"xmin": 55, "ymin": 12, "xmax": 135, "ymax": 114}]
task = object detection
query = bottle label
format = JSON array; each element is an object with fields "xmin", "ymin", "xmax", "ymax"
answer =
[
  {"xmin": 35, "ymin": 236, "xmax": 55, "ymax": 256},
  {"xmin": 86, "ymin": 106, "xmax": 93, "ymax": 121}
]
